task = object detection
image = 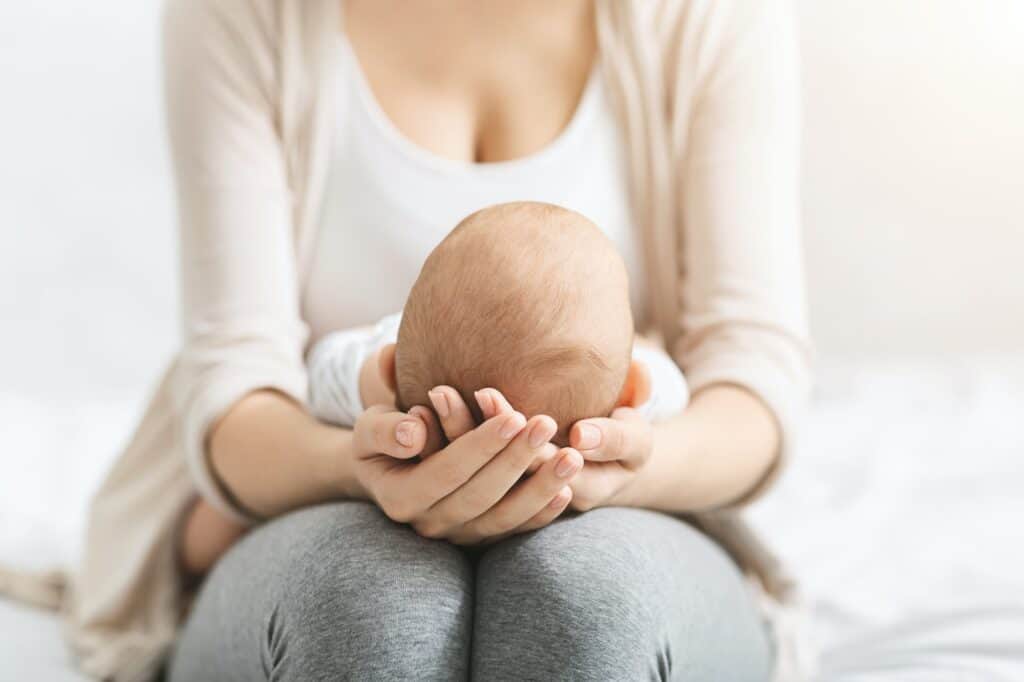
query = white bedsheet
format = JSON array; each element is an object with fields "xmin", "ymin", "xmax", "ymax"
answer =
[
  {"xmin": 0, "ymin": 599, "xmax": 86, "ymax": 682},
  {"xmin": 748, "ymin": 355, "xmax": 1024, "ymax": 680},
  {"xmin": 2, "ymin": 356, "xmax": 1023, "ymax": 679}
]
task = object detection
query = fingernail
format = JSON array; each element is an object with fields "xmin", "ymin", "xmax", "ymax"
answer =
[
  {"xmin": 555, "ymin": 450, "xmax": 581, "ymax": 478},
  {"xmin": 395, "ymin": 420, "xmax": 417, "ymax": 447},
  {"xmin": 428, "ymin": 390, "xmax": 450, "ymax": 418},
  {"xmin": 576, "ymin": 424, "xmax": 601, "ymax": 450},
  {"xmin": 474, "ymin": 389, "xmax": 494, "ymax": 417},
  {"xmin": 528, "ymin": 418, "xmax": 554, "ymax": 448},
  {"xmin": 549, "ymin": 488, "xmax": 571, "ymax": 509},
  {"xmin": 499, "ymin": 412, "xmax": 526, "ymax": 439}
]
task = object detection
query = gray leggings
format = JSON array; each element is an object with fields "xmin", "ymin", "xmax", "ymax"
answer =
[{"xmin": 169, "ymin": 503, "xmax": 773, "ymax": 681}]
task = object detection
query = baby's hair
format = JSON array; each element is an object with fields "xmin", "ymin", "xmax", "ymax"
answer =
[{"xmin": 395, "ymin": 202, "xmax": 634, "ymax": 440}]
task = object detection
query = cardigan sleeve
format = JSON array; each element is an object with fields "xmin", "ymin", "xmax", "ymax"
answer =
[
  {"xmin": 669, "ymin": 0, "xmax": 812, "ymax": 502},
  {"xmin": 163, "ymin": 0, "xmax": 308, "ymax": 524}
]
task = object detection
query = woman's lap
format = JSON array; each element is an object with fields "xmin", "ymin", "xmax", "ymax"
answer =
[
  {"xmin": 168, "ymin": 502, "xmax": 473, "ymax": 682},
  {"xmin": 169, "ymin": 503, "xmax": 772, "ymax": 682},
  {"xmin": 474, "ymin": 507, "xmax": 773, "ymax": 681}
]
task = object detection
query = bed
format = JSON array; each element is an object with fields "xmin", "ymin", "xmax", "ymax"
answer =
[
  {"xmin": 749, "ymin": 356, "xmax": 1024, "ymax": 680},
  {"xmin": 2, "ymin": 356, "xmax": 1023, "ymax": 680}
]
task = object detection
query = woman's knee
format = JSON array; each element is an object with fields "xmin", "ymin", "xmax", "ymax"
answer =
[
  {"xmin": 269, "ymin": 503, "xmax": 473, "ymax": 679},
  {"xmin": 175, "ymin": 502, "xmax": 473, "ymax": 681},
  {"xmin": 474, "ymin": 508, "xmax": 773, "ymax": 681},
  {"xmin": 474, "ymin": 509, "xmax": 675, "ymax": 679}
]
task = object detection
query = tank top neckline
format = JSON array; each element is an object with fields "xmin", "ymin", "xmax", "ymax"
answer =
[{"xmin": 335, "ymin": 34, "xmax": 603, "ymax": 177}]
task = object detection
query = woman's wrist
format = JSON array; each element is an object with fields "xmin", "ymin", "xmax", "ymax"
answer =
[
  {"xmin": 311, "ymin": 421, "xmax": 369, "ymax": 501},
  {"xmin": 209, "ymin": 390, "xmax": 371, "ymax": 518},
  {"xmin": 607, "ymin": 425, "xmax": 687, "ymax": 509},
  {"xmin": 608, "ymin": 386, "xmax": 780, "ymax": 513}
]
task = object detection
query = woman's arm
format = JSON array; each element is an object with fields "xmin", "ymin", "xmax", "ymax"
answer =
[
  {"xmin": 566, "ymin": 384, "xmax": 778, "ymax": 514},
  {"xmin": 660, "ymin": 1, "xmax": 808, "ymax": 506},
  {"xmin": 210, "ymin": 314, "xmax": 404, "ymax": 518},
  {"xmin": 179, "ymin": 392, "xmax": 363, "ymax": 575},
  {"xmin": 208, "ymin": 315, "xmax": 398, "ymax": 519},
  {"xmin": 207, "ymin": 391, "xmax": 364, "ymax": 518},
  {"xmin": 669, "ymin": 0, "xmax": 810, "ymax": 460},
  {"xmin": 611, "ymin": 385, "xmax": 778, "ymax": 512},
  {"xmin": 163, "ymin": 0, "xmax": 323, "ymax": 522}
]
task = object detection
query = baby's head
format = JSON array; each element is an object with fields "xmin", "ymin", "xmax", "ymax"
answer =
[{"xmin": 380, "ymin": 202, "xmax": 647, "ymax": 444}]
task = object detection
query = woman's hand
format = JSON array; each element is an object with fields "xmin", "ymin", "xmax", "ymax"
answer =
[
  {"xmin": 567, "ymin": 407, "xmax": 654, "ymax": 511},
  {"xmin": 351, "ymin": 387, "xmax": 581, "ymax": 544}
]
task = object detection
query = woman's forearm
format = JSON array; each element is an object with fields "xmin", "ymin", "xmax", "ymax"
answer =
[
  {"xmin": 208, "ymin": 390, "xmax": 366, "ymax": 518},
  {"xmin": 615, "ymin": 385, "xmax": 781, "ymax": 513}
]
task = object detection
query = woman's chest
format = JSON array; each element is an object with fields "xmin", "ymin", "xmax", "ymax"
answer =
[
  {"xmin": 301, "ymin": 38, "xmax": 646, "ymax": 343},
  {"xmin": 341, "ymin": 0, "xmax": 596, "ymax": 165}
]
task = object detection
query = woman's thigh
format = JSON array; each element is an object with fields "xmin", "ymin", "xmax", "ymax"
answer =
[
  {"xmin": 474, "ymin": 507, "xmax": 774, "ymax": 682},
  {"xmin": 168, "ymin": 502, "xmax": 474, "ymax": 682}
]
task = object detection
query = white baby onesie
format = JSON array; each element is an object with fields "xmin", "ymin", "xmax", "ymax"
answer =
[{"xmin": 307, "ymin": 313, "xmax": 689, "ymax": 428}]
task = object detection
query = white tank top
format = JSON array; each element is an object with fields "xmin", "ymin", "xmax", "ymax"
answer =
[{"xmin": 303, "ymin": 36, "xmax": 646, "ymax": 344}]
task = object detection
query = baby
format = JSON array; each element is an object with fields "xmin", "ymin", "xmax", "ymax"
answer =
[
  {"xmin": 181, "ymin": 202, "xmax": 687, "ymax": 574},
  {"xmin": 311, "ymin": 201, "xmax": 687, "ymax": 441}
]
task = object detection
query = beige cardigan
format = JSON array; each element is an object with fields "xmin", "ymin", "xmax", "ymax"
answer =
[{"xmin": 0, "ymin": 0, "xmax": 812, "ymax": 679}]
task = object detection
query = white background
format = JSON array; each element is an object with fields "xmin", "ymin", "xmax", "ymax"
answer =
[{"xmin": 800, "ymin": 1, "xmax": 1024, "ymax": 356}]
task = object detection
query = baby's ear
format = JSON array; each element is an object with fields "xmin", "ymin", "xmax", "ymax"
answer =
[
  {"xmin": 615, "ymin": 358, "xmax": 651, "ymax": 408},
  {"xmin": 378, "ymin": 343, "xmax": 398, "ymax": 393}
]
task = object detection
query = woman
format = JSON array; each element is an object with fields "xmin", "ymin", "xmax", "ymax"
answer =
[{"xmin": 63, "ymin": 0, "xmax": 810, "ymax": 680}]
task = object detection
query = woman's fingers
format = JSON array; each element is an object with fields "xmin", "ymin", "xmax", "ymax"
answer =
[
  {"xmin": 569, "ymin": 407, "xmax": 651, "ymax": 466},
  {"xmin": 512, "ymin": 485, "xmax": 573, "ymax": 534},
  {"xmin": 474, "ymin": 387, "xmax": 515, "ymax": 420},
  {"xmin": 524, "ymin": 442, "xmax": 558, "ymax": 475},
  {"xmin": 353, "ymin": 405, "xmax": 427, "ymax": 459},
  {"xmin": 410, "ymin": 410, "xmax": 528, "ymax": 506},
  {"xmin": 456, "ymin": 484, "xmax": 571, "ymax": 547},
  {"xmin": 409, "ymin": 405, "xmax": 445, "ymax": 457},
  {"xmin": 567, "ymin": 462, "xmax": 625, "ymax": 512},
  {"xmin": 373, "ymin": 410, "xmax": 527, "ymax": 523},
  {"xmin": 428, "ymin": 385, "xmax": 517, "ymax": 439},
  {"xmin": 417, "ymin": 416, "xmax": 557, "ymax": 535},
  {"xmin": 454, "ymin": 447, "xmax": 582, "ymax": 544},
  {"xmin": 477, "ymin": 388, "xmax": 544, "ymax": 472},
  {"xmin": 428, "ymin": 385, "xmax": 476, "ymax": 441}
]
